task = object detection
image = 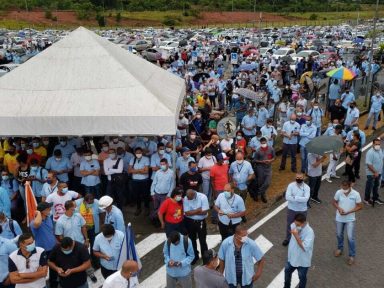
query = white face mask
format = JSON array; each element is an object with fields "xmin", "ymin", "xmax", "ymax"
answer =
[
  {"xmin": 261, "ymin": 143, "xmax": 267, "ymax": 148},
  {"xmin": 341, "ymin": 188, "xmax": 350, "ymax": 194},
  {"xmin": 135, "ymin": 153, "xmax": 143, "ymax": 159},
  {"xmin": 102, "ymin": 147, "xmax": 109, "ymax": 152},
  {"xmin": 105, "ymin": 236, "xmax": 113, "ymax": 241},
  {"xmin": 374, "ymin": 145, "xmax": 381, "ymax": 151},
  {"xmin": 190, "ymin": 135, "xmax": 196, "ymax": 140},
  {"xmin": 84, "ymin": 156, "xmax": 92, "ymax": 161},
  {"xmin": 236, "ymin": 160, "xmax": 244, "ymax": 165},
  {"xmin": 166, "ymin": 148, "xmax": 172, "ymax": 153}
]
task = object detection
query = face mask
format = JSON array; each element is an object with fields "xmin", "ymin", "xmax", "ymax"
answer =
[
  {"xmin": 179, "ymin": 114, "xmax": 184, "ymax": 119},
  {"xmin": 32, "ymin": 142, "xmax": 39, "ymax": 148},
  {"xmin": 240, "ymin": 236, "xmax": 248, "ymax": 243},
  {"xmin": 350, "ymin": 105, "xmax": 354, "ymax": 109},
  {"xmin": 30, "ymin": 166, "xmax": 38, "ymax": 172},
  {"xmin": 175, "ymin": 196, "xmax": 182, "ymax": 202},
  {"xmin": 314, "ymin": 106, "xmax": 319, "ymax": 109},
  {"xmin": 20, "ymin": 143, "xmax": 26, "ymax": 149},
  {"xmin": 105, "ymin": 236, "xmax": 113, "ymax": 241},
  {"xmin": 26, "ymin": 149, "xmax": 33, "ymax": 155},
  {"xmin": 113, "ymin": 138, "xmax": 119, "ymax": 143},
  {"xmin": 374, "ymin": 145, "xmax": 381, "ymax": 151},
  {"xmin": 143, "ymin": 137, "xmax": 149, "ymax": 143},
  {"xmin": 135, "ymin": 153, "xmax": 142, "ymax": 159},
  {"xmin": 236, "ymin": 160, "xmax": 244, "ymax": 165},
  {"xmin": 290, "ymin": 120, "xmax": 295, "ymax": 124},
  {"xmin": 352, "ymin": 127, "xmax": 358, "ymax": 131},
  {"xmin": 296, "ymin": 226, "xmax": 302, "ymax": 232},
  {"xmin": 61, "ymin": 187, "xmax": 69, "ymax": 194},
  {"xmin": 55, "ymin": 157, "xmax": 61, "ymax": 162},
  {"xmin": 2, "ymin": 175, "xmax": 9, "ymax": 181},
  {"xmin": 109, "ymin": 153, "xmax": 116, "ymax": 159},
  {"xmin": 60, "ymin": 141, "xmax": 67, "ymax": 146},
  {"xmin": 47, "ymin": 179, "xmax": 52, "ymax": 184},
  {"xmin": 306, "ymin": 121, "xmax": 311, "ymax": 126},
  {"xmin": 166, "ymin": 148, "xmax": 172, "ymax": 153},
  {"xmin": 102, "ymin": 147, "xmax": 109, "ymax": 152},
  {"xmin": 190, "ymin": 167, "xmax": 198, "ymax": 173},
  {"xmin": 206, "ymin": 155, "xmax": 212, "ymax": 160},
  {"xmin": 223, "ymin": 191, "xmax": 232, "ymax": 199},
  {"xmin": 62, "ymin": 249, "xmax": 72, "ymax": 255},
  {"xmin": 25, "ymin": 241, "xmax": 36, "ymax": 252},
  {"xmin": 216, "ymin": 140, "xmax": 220, "ymax": 145},
  {"xmin": 261, "ymin": 143, "xmax": 268, "ymax": 148},
  {"xmin": 236, "ymin": 135, "xmax": 242, "ymax": 140},
  {"xmin": 190, "ymin": 135, "xmax": 196, "ymax": 140},
  {"xmin": 130, "ymin": 271, "xmax": 139, "ymax": 277},
  {"xmin": 196, "ymin": 115, "xmax": 202, "ymax": 119},
  {"xmin": 297, "ymin": 112, "xmax": 302, "ymax": 116},
  {"xmin": 296, "ymin": 178, "xmax": 303, "ymax": 184},
  {"xmin": 43, "ymin": 140, "xmax": 49, "ymax": 146},
  {"xmin": 341, "ymin": 188, "xmax": 350, "ymax": 194},
  {"xmin": 158, "ymin": 150, "xmax": 165, "ymax": 155},
  {"xmin": 84, "ymin": 156, "xmax": 92, "ymax": 161},
  {"xmin": 160, "ymin": 165, "xmax": 167, "ymax": 171},
  {"xmin": 86, "ymin": 203, "xmax": 93, "ymax": 209},
  {"xmin": 184, "ymin": 154, "xmax": 190, "ymax": 159}
]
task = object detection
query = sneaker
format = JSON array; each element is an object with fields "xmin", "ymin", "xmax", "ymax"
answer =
[
  {"xmin": 282, "ymin": 240, "xmax": 289, "ymax": 246},
  {"xmin": 375, "ymin": 199, "xmax": 384, "ymax": 205},
  {"xmin": 363, "ymin": 199, "xmax": 373, "ymax": 205},
  {"xmin": 334, "ymin": 249, "xmax": 342, "ymax": 257},
  {"xmin": 310, "ymin": 197, "xmax": 322, "ymax": 204},
  {"xmin": 347, "ymin": 257, "xmax": 355, "ymax": 265},
  {"xmin": 332, "ymin": 175, "xmax": 341, "ymax": 179},
  {"xmin": 325, "ymin": 177, "xmax": 332, "ymax": 183},
  {"xmin": 88, "ymin": 273, "xmax": 97, "ymax": 283}
]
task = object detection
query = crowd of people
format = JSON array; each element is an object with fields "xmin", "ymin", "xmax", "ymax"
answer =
[{"xmin": 0, "ymin": 28, "xmax": 383, "ymax": 288}]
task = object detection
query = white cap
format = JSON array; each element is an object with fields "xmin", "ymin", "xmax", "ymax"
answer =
[{"xmin": 99, "ymin": 196, "xmax": 113, "ymax": 208}]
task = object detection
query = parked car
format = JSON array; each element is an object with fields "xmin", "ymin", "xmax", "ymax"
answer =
[
  {"xmin": 127, "ymin": 39, "xmax": 152, "ymax": 52},
  {"xmin": 142, "ymin": 48, "xmax": 162, "ymax": 62},
  {"xmin": 272, "ymin": 47, "xmax": 296, "ymax": 60},
  {"xmin": 291, "ymin": 50, "xmax": 320, "ymax": 61},
  {"xmin": 0, "ymin": 64, "xmax": 19, "ymax": 77}
]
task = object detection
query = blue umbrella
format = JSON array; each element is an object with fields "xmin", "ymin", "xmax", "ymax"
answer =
[{"xmin": 239, "ymin": 63, "xmax": 256, "ymax": 71}]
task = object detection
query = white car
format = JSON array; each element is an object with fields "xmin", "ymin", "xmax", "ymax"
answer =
[
  {"xmin": 0, "ymin": 64, "xmax": 19, "ymax": 77},
  {"xmin": 159, "ymin": 41, "xmax": 180, "ymax": 53},
  {"xmin": 272, "ymin": 47, "xmax": 296, "ymax": 60},
  {"xmin": 291, "ymin": 50, "xmax": 320, "ymax": 62}
]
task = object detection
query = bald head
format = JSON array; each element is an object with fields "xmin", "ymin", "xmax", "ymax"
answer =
[{"xmin": 121, "ymin": 260, "xmax": 139, "ymax": 279}]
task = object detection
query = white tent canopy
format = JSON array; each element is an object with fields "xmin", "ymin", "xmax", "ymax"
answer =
[{"xmin": 0, "ymin": 27, "xmax": 185, "ymax": 136}]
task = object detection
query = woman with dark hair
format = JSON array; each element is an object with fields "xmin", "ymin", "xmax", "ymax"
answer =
[{"xmin": 158, "ymin": 188, "xmax": 185, "ymax": 237}]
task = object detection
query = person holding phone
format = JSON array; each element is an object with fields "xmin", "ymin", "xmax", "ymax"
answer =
[{"xmin": 93, "ymin": 224, "xmax": 125, "ymax": 279}]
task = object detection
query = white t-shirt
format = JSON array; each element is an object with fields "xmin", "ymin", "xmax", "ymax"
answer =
[
  {"xmin": 45, "ymin": 191, "xmax": 79, "ymax": 221},
  {"xmin": 220, "ymin": 139, "xmax": 233, "ymax": 152},
  {"xmin": 198, "ymin": 156, "xmax": 216, "ymax": 180},
  {"xmin": 177, "ymin": 117, "xmax": 189, "ymax": 136}
]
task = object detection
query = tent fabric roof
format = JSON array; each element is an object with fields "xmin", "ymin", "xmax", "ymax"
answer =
[{"xmin": 0, "ymin": 27, "xmax": 185, "ymax": 136}]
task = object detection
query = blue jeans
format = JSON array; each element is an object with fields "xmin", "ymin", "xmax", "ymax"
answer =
[
  {"xmin": 84, "ymin": 184, "xmax": 101, "ymax": 199},
  {"xmin": 284, "ymin": 261, "xmax": 309, "ymax": 288},
  {"xmin": 76, "ymin": 283, "xmax": 89, "ymax": 288},
  {"xmin": 364, "ymin": 175, "xmax": 380, "ymax": 201},
  {"xmin": 229, "ymin": 283, "xmax": 253, "ymax": 288},
  {"xmin": 300, "ymin": 146, "xmax": 308, "ymax": 174},
  {"xmin": 365, "ymin": 111, "xmax": 380, "ymax": 128},
  {"xmin": 336, "ymin": 221, "xmax": 356, "ymax": 257},
  {"xmin": 202, "ymin": 178, "xmax": 212, "ymax": 202}
]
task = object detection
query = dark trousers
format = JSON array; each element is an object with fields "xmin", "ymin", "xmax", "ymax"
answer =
[
  {"xmin": 100, "ymin": 266, "xmax": 116, "ymax": 279},
  {"xmin": 87, "ymin": 227, "xmax": 97, "ymax": 265},
  {"xmin": 131, "ymin": 179, "xmax": 150, "ymax": 210},
  {"xmin": 346, "ymin": 163, "xmax": 355, "ymax": 183},
  {"xmin": 284, "ymin": 261, "xmax": 309, "ymax": 288},
  {"xmin": 365, "ymin": 175, "xmax": 380, "ymax": 201},
  {"xmin": 71, "ymin": 176, "xmax": 84, "ymax": 196},
  {"xmin": 353, "ymin": 151, "xmax": 361, "ymax": 177},
  {"xmin": 280, "ymin": 143, "xmax": 297, "ymax": 171},
  {"xmin": 100, "ymin": 174, "xmax": 108, "ymax": 196},
  {"xmin": 218, "ymin": 221, "xmax": 239, "ymax": 241},
  {"xmin": 151, "ymin": 193, "xmax": 167, "ymax": 220},
  {"xmin": 84, "ymin": 184, "xmax": 101, "ymax": 199},
  {"xmin": 184, "ymin": 218, "xmax": 208, "ymax": 261},
  {"xmin": 308, "ymin": 176, "xmax": 322, "ymax": 199},
  {"xmin": 209, "ymin": 95, "xmax": 217, "ymax": 107},
  {"xmin": 286, "ymin": 209, "xmax": 307, "ymax": 241},
  {"xmin": 0, "ymin": 282, "xmax": 14, "ymax": 288},
  {"xmin": 165, "ymin": 221, "xmax": 185, "ymax": 237},
  {"xmin": 46, "ymin": 250, "xmax": 59, "ymax": 288},
  {"xmin": 107, "ymin": 180, "xmax": 125, "ymax": 210}
]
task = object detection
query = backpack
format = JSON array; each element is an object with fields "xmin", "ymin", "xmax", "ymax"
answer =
[{"xmin": 167, "ymin": 235, "xmax": 189, "ymax": 258}]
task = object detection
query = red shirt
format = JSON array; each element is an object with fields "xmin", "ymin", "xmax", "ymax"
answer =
[
  {"xmin": 210, "ymin": 163, "xmax": 229, "ymax": 191},
  {"xmin": 236, "ymin": 139, "xmax": 247, "ymax": 153},
  {"xmin": 159, "ymin": 198, "xmax": 183, "ymax": 224}
]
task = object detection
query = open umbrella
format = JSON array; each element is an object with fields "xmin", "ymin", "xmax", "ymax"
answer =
[
  {"xmin": 326, "ymin": 67, "xmax": 356, "ymax": 81},
  {"xmin": 306, "ymin": 136, "xmax": 344, "ymax": 155},
  {"xmin": 234, "ymin": 88, "xmax": 266, "ymax": 103},
  {"xmin": 300, "ymin": 71, "xmax": 313, "ymax": 84},
  {"xmin": 239, "ymin": 63, "xmax": 257, "ymax": 71},
  {"xmin": 192, "ymin": 72, "xmax": 209, "ymax": 82}
]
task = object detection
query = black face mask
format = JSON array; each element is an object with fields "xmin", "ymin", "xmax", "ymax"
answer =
[{"xmin": 296, "ymin": 178, "xmax": 303, "ymax": 184}]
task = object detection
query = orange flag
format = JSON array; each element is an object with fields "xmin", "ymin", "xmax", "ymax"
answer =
[{"xmin": 25, "ymin": 181, "xmax": 37, "ymax": 227}]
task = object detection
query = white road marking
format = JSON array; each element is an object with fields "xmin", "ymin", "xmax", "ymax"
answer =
[
  {"xmin": 136, "ymin": 233, "xmax": 167, "ymax": 258},
  {"xmin": 255, "ymin": 234, "xmax": 274, "ymax": 255},
  {"xmin": 248, "ymin": 202, "xmax": 288, "ymax": 234},
  {"xmin": 267, "ymin": 267, "xmax": 299, "ymax": 288}
]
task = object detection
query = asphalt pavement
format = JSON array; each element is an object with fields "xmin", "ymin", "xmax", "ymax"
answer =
[{"xmin": 132, "ymin": 143, "xmax": 384, "ymax": 288}]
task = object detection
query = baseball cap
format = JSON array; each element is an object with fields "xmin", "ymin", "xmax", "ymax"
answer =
[
  {"xmin": 37, "ymin": 202, "xmax": 53, "ymax": 212},
  {"xmin": 181, "ymin": 147, "xmax": 190, "ymax": 153}
]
